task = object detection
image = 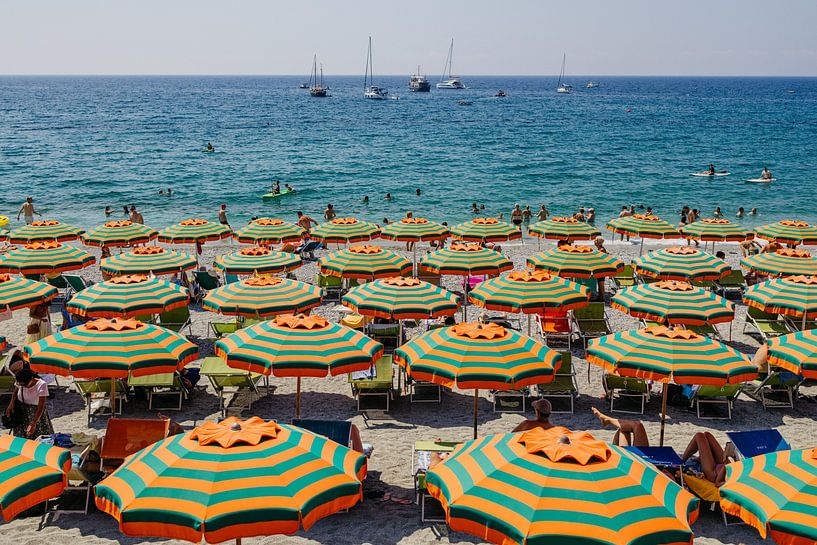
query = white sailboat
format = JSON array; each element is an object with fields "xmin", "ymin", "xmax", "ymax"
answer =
[
  {"xmin": 437, "ymin": 39, "xmax": 466, "ymax": 89},
  {"xmin": 556, "ymin": 53, "xmax": 572, "ymax": 94},
  {"xmin": 363, "ymin": 37, "xmax": 389, "ymax": 100}
]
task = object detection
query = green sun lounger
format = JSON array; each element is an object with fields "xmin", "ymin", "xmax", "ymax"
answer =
[
  {"xmin": 201, "ymin": 356, "xmax": 264, "ymax": 417},
  {"xmin": 743, "ymin": 306, "xmax": 791, "ymax": 340},
  {"xmin": 691, "ymin": 384, "xmax": 741, "ymax": 419},
  {"xmin": 349, "ymin": 356, "xmax": 394, "ymax": 412}
]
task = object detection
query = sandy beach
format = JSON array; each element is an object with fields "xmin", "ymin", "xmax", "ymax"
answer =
[{"xmin": 1, "ymin": 233, "xmax": 813, "ymax": 545}]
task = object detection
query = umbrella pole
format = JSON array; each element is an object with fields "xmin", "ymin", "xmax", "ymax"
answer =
[
  {"xmin": 111, "ymin": 379, "xmax": 116, "ymax": 416},
  {"xmin": 639, "ymin": 238, "xmax": 644, "ymax": 255},
  {"xmin": 463, "ymin": 281, "xmax": 468, "ymax": 322},
  {"xmin": 473, "ymin": 389, "xmax": 479, "ymax": 439},
  {"xmin": 803, "ymin": 313, "xmax": 807, "ymax": 331},
  {"xmin": 527, "ymin": 313, "xmax": 531, "ymax": 337},
  {"xmin": 295, "ymin": 377, "xmax": 301, "ymax": 419},
  {"xmin": 413, "ymin": 244, "xmax": 417, "ymax": 277},
  {"xmin": 659, "ymin": 383, "xmax": 668, "ymax": 447}
]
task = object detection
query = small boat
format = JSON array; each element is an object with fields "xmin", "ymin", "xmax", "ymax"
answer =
[
  {"xmin": 457, "ymin": 100, "xmax": 473, "ymax": 106},
  {"xmin": 437, "ymin": 39, "xmax": 466, "ymax": 89},
  {"xmin": 495, "ymin": 90, "xmax": 507, "ymax": 97},
  {"xmin": 409, "ymin": 67, "xmax": 431, "ymax": 92},
  {"xmin": 262, "ymin": 188, "xmax": 296, "ymax": 200},
  {"xmin": 298, "ymin": 82, "xmax": 309, "ymax": 89},
  {"xmin": 585, "ymin": 81, "xmax": 600, "ymax": 88},
  {"xmin": 556, "ymin": 53, "xmax": 572, "ymax": 94},
  {"xmin": 309, "ymin": 55, "xmax": 329, "ymax": 98},
  {"xmin": 363, "ymin": 37, "xmax": 389, "ymax": 100},
  {"xmin": 746, "ymin": 178, "xmax": 776, "ymax": 184}
]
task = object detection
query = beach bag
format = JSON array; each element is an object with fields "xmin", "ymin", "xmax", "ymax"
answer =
[{"xmin": 2, "ymin": 397, "xmax": 24, "ymax": 430}]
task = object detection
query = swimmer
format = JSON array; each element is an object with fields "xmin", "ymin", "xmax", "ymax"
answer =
[
  {"xmin": 737, "ymin": 207, "xmax": 745, "ymax": 218},
  {"xmin": 104, "ymin": 206, "xmax": 112, "ymax": 217},
  {"xmin": 385, "ymin": 192, "xmax": 392, "ymax": 201},
  {"xmin": 761, "ymin": 167, "xmax": 773, "ymax": 180},
  {"xmin": 416, "ymin": 188, "xmax": 421, "ymax": 196},
  {"xmin": 750, "ymin": 208, "xmax": 758, "ymax": 216},
  {"xmin": 363, "ymin": 196, "xmax": 369, "ymax": 204},
  {"xmin": 206, "ymin": 142, "xmax": 214, "ymax": 152},
  {"xmin": 714, "ymin": 207, "xmax": 723, "ymax": 217}
]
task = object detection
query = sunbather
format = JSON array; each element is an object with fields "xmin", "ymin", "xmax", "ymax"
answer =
[
  {"xmin": 681, "ymin": 432, "xmax": 736, "ymax": 486},
  {"xmin": 512, "ymin": 399, "xmax": 554, "ymax": 432},
  {"xmin": 591, "ymin": 407, "xmax": 649, "ymax": 447}
]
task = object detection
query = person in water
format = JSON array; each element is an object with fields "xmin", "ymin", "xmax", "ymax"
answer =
[
  {"xmin": 324, "ymin": 203, "xmax": 336, "ymax": 221},
  {"xmin": 385, "ymin": 192, "xmax": 392, "ymax": 201},
  {"xmin": 537, "ymin": 204, "xmax": 549, "ymax": 221},
  {"xmin": 714, "ymin": 207, "xmax": 723, "ymax": 217},
  {"xmin": 471, "ymin": 202, "xmax": 479, "ymax": 214},
  {"xmin": 218, "ymin": 204, "xmax": 230, "ymax": 228},
  {"xmin": 104, "ymin": 206, "xmax": 112, "ymax": 217},
  {"xmin": 206, "ymin": 142, "xmax": 214, "ymax": 152},
  {"xmin": 296, "ymin": 211, "xmax": 317, "ymax": 232},
  {"xmin": 285, "ymin": 184, "xmax": 293, "ymax": 192},
  {"xmin": 737, "ymin": 207, "xmax": 745, "ymax": 218},
  {"xmin": 522, "ymin": 205, "xmax": 532, "ymax": 224},
  {"xmin": 750, "ymin": 207, "xmax": 758, "ymax": 216},
  {"xmin": 761, "ymin": 167, "xmax": 773, "ymax": 180},
  {"xmin": 708, "ymin": 164, "xmax": 716, "ymax": 175},
  {"xmin": 362, "ymin": 196, "xmax": 369, "ymax": 204},
  {"xmin": 416, "ymin": 188, "xmax": 421, "ymax": 196},
  {"xmin": 271, "ymin": 180, "xmax": 281, "ymax": 195},
  {"xmin": 16, "ymin": 197, "xmax": 41, "ymax": 225}
]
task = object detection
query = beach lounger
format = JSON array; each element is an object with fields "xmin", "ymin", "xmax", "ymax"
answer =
[
  {"xmin": 200, "ymin": 356, "xmax": 264, "ymax": 417},
  {"xmin": 743, "ymin": 306, "xmax": 791, "ymax": 340},
  {"xmin": 0, "ymin": 355, "xmax": 15, "ymax": 398},
  {"xmin": 784, "ymin": 316, "xmax": 817, "ymax": 332},
  {"xmin": 74, "ymin": 378, "xmax": 128, "ymax": 424},
  {"xmin": 741, "ymin": 369, "xmax": 804, "ymax": 409},
  {"xmin": 603, "ymin": 374, "xmax": 650, "ymax": 414},
  {"xmin": 366, "ymin": 322, "xmax": 402, "ymax": 353},
  {"xmin": 297, "ymin": 240, "xmax": 322, "ymax": 261},
  {"xmin": 349, "ymin": 356, "xmax": 394, "ymax": 412},
  {"xmin": 492, "ymin": 388, "xmax": 527, "ymax": 413},
  {"xmin": 63, "ymin": 274, "xmax": 91, "ymax": 295},
  {"xmin": 417, "ymin": 271, "xmax": 442, "ymax": 287},
  {"xmin": 572, "ymin": 302, "xmax": 611, "ymax": 352},
  {"xmin": 225, "ymin": 273, "xmax": 240, "ymax": 284},
  {"xmin": 535, "ymin": 352, "xmax": 578, "ymax": 413},
  {"xmin": 690, "ymin": 384, "xmax": 741, "ymax": 419},
  {"xmin": 407, "ymin": 377, "xmax": 442, "ymax": 403},
  {"xmin": 99, "ymin": 417, "xmax": 170, "ymax": 473},
  {"xmin": 128, "ymin": 372, "xmax": 187, "ymax": 411},
  {"xmin": 193, "ymin": 270, "xmax": 220, "ymax": 303},
  {"xmin": 158, "ymin": 305, "xmax": 192, "ymax": 336},
  {"xmin": 535, "ymin": 311, "xmax": 572, "ymax": 349},
  {"xmin": 60, "ymin": 308, "xmax": 85, "ymax": 330},
  {"xmin": 210, "ymin": 319, "xmax": 241, "ymax": 338},
  {"xmin": 690, "ymin": 279, "xmax": 716, "ymax": 291},
  {"xmin": 316, "ymin": 273, "xmax": 343, "ymax": 303},
  {"xmin": 725, "ymin": 429, "xmax": 790, "ymax": 459},
  {"xmin": 715, "ymin": 269, "xmax": 746, "ymax": 298},
  {"xmin": 292, "ymin": 419, "xmax": 353, "ymax": 447},
  {"xmin": 412, "ymin": 440, "xmax": 459, "ymax": 522},
  {"xmin": 686, "ymin": 322, "xmax": 722, "ymax": 340},
  {"xmin": 611, "ymin": 265, "xmax": 636, "ymax": 291}
]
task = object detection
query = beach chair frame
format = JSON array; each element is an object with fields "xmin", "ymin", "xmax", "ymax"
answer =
[
  {"xmin": 603, "ymin": 374, "xmax": 649, "ymax": 414},
  {"xmin": 691, "ymin": 384, "xmax": 740, "ymax": 419},
  {"xmin": 743, "ymin": 306, "xmax": 791, "ymax": 340},
  {"xmin": 128, "ymin": 372, "xmax": 187, "ymax": 411},
  {"xmin": 349, "ymin": 356, "xmax": 394, "ymax": 412},
  {"xmin": 741, "ymin": 369, "xmax": 803, "ymax": 409},
  {"xmin": 536, "ymin": 352, "xmax": 578, "ymax": 414},
  {"xmin": 74, "ymin": 378, "xmax": 127, "ymax": 424}
]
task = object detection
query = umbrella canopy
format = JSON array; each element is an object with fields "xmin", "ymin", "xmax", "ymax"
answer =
[
  {"xmin": 380, "ymin": 217, "xmax": 449, "ymax": 242},
  {"xmin": 451, "ymin": 217, "xmax": 522, "ymax": 243},
  {"xmin": 233, "ymin": 218, "xmax": 305, "ymax": 245},
  {"xmin": 427, "ymin": 427, "xmax": 699, "ymax": 545},
  {"xmin": 768, "ymin": 330, "xmax": 817, "ymax": 379},
  {"xmin": 420, "ymin": 242, "xmax": 513, "ymax": 277},
  {"xmin": 528, "ymin": 216, "xmax": 601, "ymax": 241},
  {"xmin": 0, "ymin": 436, "xmax": 71, "ymax": 522},
  {"xmin": 214, "ymin": 246, "xmax": 301, "ymax": 275},
  {"xmin": 341, "ymin": 276, "xmax": 460, "ymax": 320},
  {"xmin": 633, "ymin": 246, "xmax": 730, "ymax": 282},
  {"xmin": 745, "ymin": 275, "xmax": 817, "ymax": 321},
  {"xmin": 742, "ymin": 248, "xmax": 817, "ymax": 277},
  {"xmin": 612, "ymin": 280, "xmax": 735, "ymax": 326},
  {"xmin": 606, "ymin": 214, "xmax": 679, "ymax": 239},
  {"xmin": 100, "ymin": 246, "xmax": 197, "ymax": 276},
  {"xmin": 309, "ymin": 217, "xmax": 380, "ymax": 244},
  {"xmin": 526, "ymin": 244, "xmax": 624, "ymax": 278},
  {"xmin": 679, "ymin": 218, "xmax": 752, "ymax": 242},
  {"xmin": 203, "ymin": 277, "xmax": 321, "ymax": 318},
  {"xmin": 319, "ymin": 245, "xmax": 412, "ymax": 280},
  {"xmin": 157, "ymin": 219, "xmax": 232, "ymax": 244},
  {"xmin": 755, "ymin": 220, "xmax": 817, "ymax": 246},
  {"xmin": 81, "ymin": 220, "xmax": 158, "ymax": 248},
  {"xmin": 5, "ymin": 220, "xmax": 84, "ymax": 244},
  {"xmin": 24, "ymin": 317, "xmax": 198, "ymax": 378},
  {"xmin": 720, "ymin": 447, "xmax": 817, "ymax": 545},
  {"xmin": 95, "ymin": 417, "xmax": 366, "ymax": 544},
  {"xmin": 65, "ymin": 275, "xmax": 189, "ymax": 318},
  {"xmin": 0, "ymin": 241, "xmax": 95, "ymax": 275},
  {"xmin": 469, "ymin": 270, "xmax": 590, "ymax": 314},
  {"xmin": 0, "ymin": 274, "xmax": 58, "ymax": 311}
]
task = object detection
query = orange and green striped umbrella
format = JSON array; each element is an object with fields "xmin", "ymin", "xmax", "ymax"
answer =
[
  {"xmin": 0, "ymin": 273, "xmax": 58, "ymax": 311},
  {"xmin": 203, "ymin": 277, "xmax": 321, "ymax": 318},
  {"xmin": 319, "ymin": 245, "xmax": 411, "ymax": 280},
  {"xmin": 469, "ymin": 270, "xmax": 589, "ymax": 314},
  {"xmin": 420, "ymin": 242, "xmax": 513, "ymax": 277},
  {"xmin": 0, "ymin": 241, "xmax": 95, "ymax": 275},
  {"xmin": 526, "ymin": 244, "xmax": 624, "ymax": 278},
  {"xmin": 451, "ymin": 217, "xmax": 522, "ymax": 243},
  {"xmin": 100, "ymin": 246, "xmax": 197, "ymax": 276},
  {"xmin": 679, "ymin": 218, "xmax": 752, "ymax": 242},
  {"xmin": 158, "ymin": 218, "xmax": 232, "ymax": 244},
  {"xmin": 633, "ymin": 246, "xmax": 730, "ymax": 282},
  {"xmin": 81, "ymin": 220, "xmax": 158, "ymax": 247},
  {"xmin": 24, "ymin": 317, "xmax": 198, "ymax": 379},
  {"xmin": 380, "ymin": 217, "xmax": 449, "ymax": 242},
  {"xmin": 755, "ymin": 220, "xmax": 817, "ymax": 246},
  {"xmin": 5, "ymin": 220, "xmax": 84, "ymax": 244},
  {"xmin": 742, "ymin": 248, "xmax": 817, "ymax": 277},
  {"xmin": 606, "ymin": 214, "xmax": 678, "ymax": 239},
  {"xmin": 745, "ymin": 275, "xmax": 817, "ymax": 327},
  {"xmin": 65, "ymin": 275, "xmax": 189, "ymax": 318},
  {"xmin": 767, "ymin": 330, "xmax": 817, "ymax": 379},
  {"xmin": 528, "ymin": 216, "xmax": 601, "ymax": 241},
  {"xmin": 720, "ymin": 447, "xmax": 817, "ymax": 545},
  {"xmin": 95, "ymin": 417, "xmax": 366, "ymax": 544},
  {"xmin": 310, "ymin": 217, "xmax": 380, "ymax": 244},
  {"xmin": 612, "ymin": 281, "xmax": 734, "ymax": 326},
  {"xmin": 233, "ymin": 218, "xmax": 305, "ymax": 245},
  {"xmin": 0, "ymin": 436, "xmax": 71, "ymax": 522},
  {"xmin": 214, "ymin": 246, "xmax": 302, "ymax": 275},
  {"xmin": 342, "ymin": 276, "xmax": 459, "ymax": 320},
  {"xmin": 426, "ymin": 427, "xmax": 698, "ymax": 545}
]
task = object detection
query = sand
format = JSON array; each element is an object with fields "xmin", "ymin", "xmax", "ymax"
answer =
[{"xmin": 0, "ymin": 233, "xmax": 814, "ymax": 545}]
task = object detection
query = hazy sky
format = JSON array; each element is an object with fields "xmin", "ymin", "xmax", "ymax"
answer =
[{"xmin": 2, "ymin": 0, "xmax": 817, "ymax": 76}]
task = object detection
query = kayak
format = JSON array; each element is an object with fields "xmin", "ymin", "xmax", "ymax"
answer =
[
  {"xmin": 690, "ymin": 171, "xmax": 731, "ymax": 177},
  {"xmin": 746, "ymin": 178, "xmax": 776, "ymax": 183},
  {"xmin": 262, "ymin": 189, "xmax": 295, "ymax": 200}
]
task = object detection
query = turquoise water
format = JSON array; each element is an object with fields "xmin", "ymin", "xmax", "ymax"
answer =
[{"xmin": 1, "ymin": 76, "xmax": 816, "ymax": 231}]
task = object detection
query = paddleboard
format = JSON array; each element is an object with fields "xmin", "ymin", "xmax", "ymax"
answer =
[
  {"xmin": 746, "ymin": 178, "xmax": 775, "ymax": 183},
  {"xmin": 690, "ymin": 172, "xmax": 731, "ymax": 177},
  {"xmin": 202, "ymin": 148, "xmax": 215, "ymax": 153},
  {"xmin": 262, "ymin": 189, "xmax": 295, "ymax": 200}
]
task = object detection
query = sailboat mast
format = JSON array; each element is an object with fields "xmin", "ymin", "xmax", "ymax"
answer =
[
  {"xmin": 449, "ymin": 39, "xmax": 454, "ymax": 77},
  {"xmin": 365, "ymin": 36, "xmax": 373, "ymax": 90},
  {"xmin": 558, "ymin": 53, "xmax": 566, "ymax": 86}
]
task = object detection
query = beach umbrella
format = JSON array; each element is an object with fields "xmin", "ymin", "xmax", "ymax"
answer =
[
  {"xmin": 720, "ymin": 446, "xmax": 817, "ymax": 545},
  {"xmin": 755, "ymin": 220, "xmax": 817, "ymax": 246},
  {"xmin": 679, "ymin": 218, "xmax": 752, "ymax": 243},
  {"xmin": 342, "ymin": 276, "xmax": 460, "ymax": 320},
  {"xmin": 214, "ymin": 246, "xmax": 301, "ymax": 276},
  {"xmin": 0, "ymin": 273, "xmax": 58, "ymax": 311},
  {"xmin": 394, "ymin": 322, "xmax": 559, "ymax": 438},
  {"xmin": 633, "ymin": 246, "xmax": 730, "ymax": 282},
  {"xmin": 157, "ymin": 218, "xmax": 232, "ymax": 244},
  {"xmin": 742, "ymin": 248, "xmax": 817, "ymax": 277},
  {"xmin": 81, "ymin": 220, "xmax": 158, "ymax": 248},
  {"xmin": 0, "ymin": 241, "xmax": 95, "ymax": 275},
  {"xmin": 451, "ymin": 217, "xmax": 522, "ymax": 243},
  {"xmin": 233, "ymin": 218, "xmax": 304, "ymax": 246},
  {"xmin": 380, "ymin": 217, "xmax": 449, "ymax": 243},
  {"xmin": 65, "ymin": 274, "xmax": 189, "ymax": 318},
  {"xmin": 767, "ymin": 330, "xmax": 817, "ymax": 379},
  {"xmin": 318, "ymin": 245, "xmax": 412, "ymax": 280},
  {"xmin": 744, "ymin": 275, "xmax": 817, "ymax": 331},
  {"xmin": 95, "ymin": 417, "xmax": 366, "ymax": 544},
  {"xmin": 215, "ymin": 314, "xmax": 382, "ymax": 417},
  {"xmin": 203, "ymin": 276, "xmax": 321, "ymax": 318},
  {"xmin": 587, "ymin": 326, "xmax": 756, "ymax": 445},
  {"xmin": 5, "ymin": 220, "xmax": 84, "ymax": 244},
  {"xmin": 606, "ymin": 214, "xmax": 679, "ymax": 253},
  {"xmin": 526, "ymin": 244, "xmax": 624, "ymax": 278},
  {"xmin": 0, "ymin": 436, "xmax": 71, "ymax": 521},
  {"xmin": 100, "ymin": 246, "xmax": 197, "ymax": 276},
  {"xmin": 420, "ymin": 242, "xmax": 513, "ymax": 276},
  {"xmin": 426, "ymin": 427, "xmax": 699, "ymax": 545},
  {"xmin": 528, "ymin": 216, "xmax": 601, "ymax": 241},
  {"xmin": 612, "ymin": 280, "xmax": 734, "ymax": 326},
  {"xmin": 309, "ymin": 217, "xmax": 380, "ymax": 245}
]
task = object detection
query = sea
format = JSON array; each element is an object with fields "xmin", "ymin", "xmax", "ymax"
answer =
[{"xmin": 1, "ymin": 75, "xmax": 816, "ymax": 233}]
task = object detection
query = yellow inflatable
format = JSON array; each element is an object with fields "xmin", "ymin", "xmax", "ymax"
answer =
[{"xmin": 0, "ymin": 215, "xmax": 8, "ymax": 228}]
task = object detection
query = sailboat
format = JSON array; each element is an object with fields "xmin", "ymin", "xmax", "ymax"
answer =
[
  {"xmin": 363, "ymin": 37, "xmax": 389, "ymax": 100},
  {"xmin": 556, "ymin": 53, "xmax": 573, "ymax": 94},
  {"xmin": 409, "ymin": 66, "xmax": 431, "ymax": 92},
  {"xmin": 437, "ymin": 39, "xmax": 466, "ymax": 89},
  {"xmin": 299, "ymin": 59, "xmax": 312, "ymax": 89},
  {"xmin": 310, "ymin": 55, "xmax": 328, "ymax": 97}
]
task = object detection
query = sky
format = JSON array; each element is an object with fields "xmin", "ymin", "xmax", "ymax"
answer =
[{"xmin": 2, "ymin": 0, "xmax": 817, "ymax": 76}]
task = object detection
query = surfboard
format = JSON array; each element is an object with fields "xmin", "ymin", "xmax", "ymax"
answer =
[
  {"xmin": 262, "ymin": 189, "xmax": 295, "ymax": 200},
  {"xmin": 746, "ymin": 178, "xmax": 775, "ymax": 183},
  {"xmin": 690, "ymin": 172, "xmax": 731, "ymax": 177}
]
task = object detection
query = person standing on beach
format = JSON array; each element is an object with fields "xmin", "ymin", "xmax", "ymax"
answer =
[
  {"xmin": 537, "ymin": 204, "xmax": 549, "ymax": 221},
  {"xmin": 218, "ymin": 204, "xmax": 230, "ymax": 229},
  {"xmin": 296, "ymin": 211, "xmax": 317, "ymax": 232},
  {"xmin": 5, "ymin": 369, "xmax": 54, "ymax": 439},
  {"xmin": 324, "ymin": 204, "xmax": 336, "ymax": 221},
  {"xmin": 16, "ymin": 197, "xmax": 40, "ymax": 224},
  {"xmin": 511, "ymin": 204, "xmax": 523, "ymax": 229},
  {"xmin": 522, "ymin": 205, "xmax": 532, "ymax": 224}
]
